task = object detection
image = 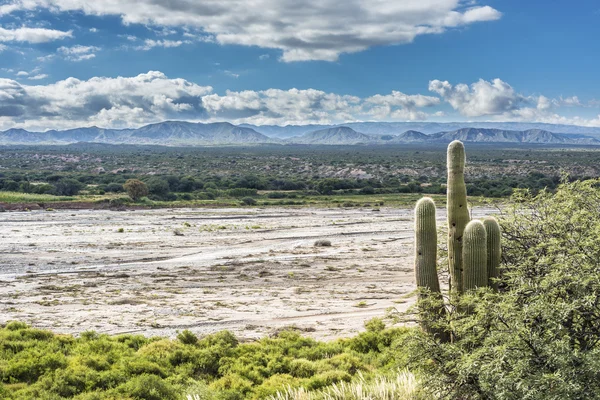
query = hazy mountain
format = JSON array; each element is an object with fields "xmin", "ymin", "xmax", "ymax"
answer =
[
  {"xmin": 245, "ymin": 122, "xmax": 600, "ymax": 138},
  {"xmin": 0, "ymin": 122, "xmax": 277, "ymax": 145},
  {"xmin": 430, "ymin": 128, "xmax": 599, "ymax": 144},
  {"xmin": 1, "ymin": 122, "xmax": 598, "ymax": 146},
  {"xmin": 289, "ymin": 126, "xmax": 372, "ymax": 144}
]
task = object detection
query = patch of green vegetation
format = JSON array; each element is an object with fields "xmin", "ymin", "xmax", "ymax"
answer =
[
  {"xmin": 0, "ymin": 320, "xmax": 413, "ymax": 400},
  {"xmin": 0, "ymin": 192, "xmax": 74, "ymax": 203}
]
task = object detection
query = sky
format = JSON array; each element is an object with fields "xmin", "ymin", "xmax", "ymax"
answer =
[{"xmin": 0, "ymin": 0, "xmax": 599, "ymax": 131}]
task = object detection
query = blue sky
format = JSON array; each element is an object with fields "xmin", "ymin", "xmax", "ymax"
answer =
[{"xmin": 0, "ymin": 0, "xmax": 599, "ymax": 130}]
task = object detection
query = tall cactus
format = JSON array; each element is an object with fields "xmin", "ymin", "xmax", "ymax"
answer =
[
  {"xmin": 462, "ymin": 220, "xmax": 488, "ymax": 290},
  {"xmin": 414, "ymin": 197, "xmax": 449, "ymax": 341},
  {"xmin": 483, "ymin": 217, "xmax": 501, "ymax": 291},
  {"xmin": 447, "ymin": 140, "xmax": 470, "ymax": 293}
]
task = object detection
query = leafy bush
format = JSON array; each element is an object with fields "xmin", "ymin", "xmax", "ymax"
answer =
[
  {"xmin": 411, "ymin": 179, "xmax": 600, "ymax": 399},
  {"xmin": 0, "ymin": 322, "xmax": 413, "ymax": 399}
]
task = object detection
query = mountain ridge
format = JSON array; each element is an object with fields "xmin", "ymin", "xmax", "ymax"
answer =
[{"xmin": 1, "ymin": 121, "xmax": 599, "ymax": 146}]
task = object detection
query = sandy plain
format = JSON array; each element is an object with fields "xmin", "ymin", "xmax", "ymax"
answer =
[{"xmin": 0, "ymin": 206, "xmax": 493, "ymax": 340}]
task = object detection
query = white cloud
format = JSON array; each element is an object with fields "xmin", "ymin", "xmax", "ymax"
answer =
[
  {"xmin": 0, "ymin": 71, "xmax": 213, "ymax": 130},
  {"xmin": 0, "ymin": 26, "xmax": 72, "ymax": 43},
  {"xmin": 16, "ymin": 71, "xmax": 29, "ymax": 77},
  {"xmin": 430, "ymin": 78, "xmax": 600, "ymax": 127},
  {"xmin": 57, "ymin": 45, "xmax": 100, "ymax": 61},
  {"xmin": 134, "ymin": 39, "xmax": 189, "ymax": 50},
  {"xmin": 429, "ymin": 78, "xmax": 528, "ymax": 117},
  {"xmin": 258, "ymin": 54, "xmax": 270, "ymax": 60},
  {"xmin": 1, "ymin": 0, "xmax": 501, "ymax": 61},
  {"xmin": 2, "ymin": 71, "xmax": 599, "ymax": 130},
  {"xmin": 0, "ymin": 44, "xmax": 7, "ymax": 52},
  {"xmin": 28, "ymin": 74, "xmax": 48, "ymax": 80},
  {"xmin": 89, "ymin": 27, "xmax": 98, "ymax": 33}
]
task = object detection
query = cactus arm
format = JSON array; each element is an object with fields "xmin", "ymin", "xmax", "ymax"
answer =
[
  {"xmin": 462, "ymin": 220, "xmax": 488, "ymax": 290},
  {"xmin": 483, "ymin": 217, "xmax": 501, "ymax": 291},
  {"xmin": 415, "ymin": 197, "xmax": 441, "ymax": 293}
]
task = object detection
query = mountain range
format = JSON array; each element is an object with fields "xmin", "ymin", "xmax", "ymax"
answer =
[{"xmin": 1, "ymin": 121, "xmax": 599, "ymax": 146}]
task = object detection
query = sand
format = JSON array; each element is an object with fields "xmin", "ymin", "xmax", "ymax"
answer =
[{"xmin": 0, "ymin": 206, "xmax": 494, "ymax": 340}]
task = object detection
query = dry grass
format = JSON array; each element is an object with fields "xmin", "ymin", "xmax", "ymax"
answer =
[{"xmin": 268, "ymin": 370, "xmax": 422, "ymax": 400}]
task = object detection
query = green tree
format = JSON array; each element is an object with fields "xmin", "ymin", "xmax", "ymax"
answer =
[
  {"xmin": 54, "ymin": 178, "xmax": 83, "ymax": 196},
  {"xmin": 411, "ymin": 179, "xmax": 600, "ymax": 399},
  {"xmin": 123, "ymin": 179, "xmax": 148, "ymax": 201}
]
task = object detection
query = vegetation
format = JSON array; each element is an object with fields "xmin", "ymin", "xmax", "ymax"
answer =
[
  {"xmin": 0, "ymin": 144, "xmax": 592, "ymax": 207},
  {"xmin": 123, "ymin": 179, "xmax": 149, "ymax": 201},
  {"xmin": 0, "ymin": 320, "xmax": 415, "ymax": 400},
  {"xmin": 411, "ymin": 158, "xmax": 600, "ymax": 398}
]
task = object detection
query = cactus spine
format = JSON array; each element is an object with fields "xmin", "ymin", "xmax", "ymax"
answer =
[
  {"xmin": 462, "ymin": 220, "xmax": 488, "ymax": 290},
  {"xmin": 414, "ymin": 197, "xmax": 441, "ymax": 293},
  {"xmin": 483, "ymin": 217, "xmax": 501, "ymax": 291},
  {"xmin": 447, "ymin": 140, "xmax": 470, "ymax": 293}
]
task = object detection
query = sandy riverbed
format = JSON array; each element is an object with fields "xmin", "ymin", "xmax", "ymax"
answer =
[{"xmin": 0, "ymin": 206, "xmax": 494, "ymax": 340}]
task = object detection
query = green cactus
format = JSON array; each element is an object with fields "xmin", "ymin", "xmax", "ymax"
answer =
[
  {"xmin": 414, "ymin": 197, "xmax": 449, "ymax": 341},
  {"xmin": 447, "ymin": 140, "xmax": 470, "ymax": 293},
  {"xmin": 414, "ymin": 197, "xmax": 441, "ymax": 294},
  {"xmin": 483, "ymin": 217, "xmax": 501, "ymax": 290},
  {"xmin": 462, "ymin": 220, "xmax": 488, "ymax": 290}
]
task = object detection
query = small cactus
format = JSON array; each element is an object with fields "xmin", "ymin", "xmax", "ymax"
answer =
[
  {"xmin": 447, "ymin": 140, "xmax": 471, "ymax": 294},
  {"xmin": 462, "ymin": 220, "xmax": 488, "ymax": 290},
  {"xmin": 483, "ymin": 217, "xmax": 501, "ymax": 290}
]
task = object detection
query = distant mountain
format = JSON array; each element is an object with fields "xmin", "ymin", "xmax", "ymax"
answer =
[
  {"xmin": 245, "ymin": 122, "xmax": 600, "ymax": 138},
  {"xmin": 430, "ymin": 128, "xmax": 599, "ymax": 144},
  {"xmin": 1, "ymin": 122, "xmax": 598, "ymax": 146},
  {"xmin": 0, "ymin": 122, "xmax": 278, "ymax": 145},
  {"xmin": 289, "ymin": 126, "xmax": 372, "ymax": 144}
]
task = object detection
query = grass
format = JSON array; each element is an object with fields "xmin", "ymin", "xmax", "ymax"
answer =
[
  {"xmin": 0, "ymin": 190, "xmax": 493, "ymax": 209},
  {"xmin": 0, "ymin": 191, "xmax": 75, "ymax": 203},
  {"xmin": 268, "ymin": 370, "xmax": 422, "ymax": 400}
]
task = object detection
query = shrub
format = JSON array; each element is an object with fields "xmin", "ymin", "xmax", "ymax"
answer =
[
  {"xmin": 241, "ymin": 197, "xmax": 257, "ymax": 206},
  {"xmin": 123, "ymin": 179, "xmax": 148, "ymax": 201},
  {"xmin": 412, "ymin": 179, "xmax": 600, "ymax": 399},
  {"xmin": 313, "ymin": 240, "xmax": 331, "ymax": 247}
]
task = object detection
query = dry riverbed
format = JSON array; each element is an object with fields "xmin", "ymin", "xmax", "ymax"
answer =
[{"xmin": 0, "ymin": 206, "xmax": 493, "ymax": 340}]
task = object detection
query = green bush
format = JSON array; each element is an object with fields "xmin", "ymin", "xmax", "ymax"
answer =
[{"xmin": 412, "ymin": 179, "xmax": 600, "ymax": 399}]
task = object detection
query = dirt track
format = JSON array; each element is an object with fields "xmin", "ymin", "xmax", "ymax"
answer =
[{"xmin": 0, "ymin": 206, "xmax": 493, "ymax": 340}]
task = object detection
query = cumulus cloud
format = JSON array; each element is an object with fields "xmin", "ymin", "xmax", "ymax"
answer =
[
  {"xmin": 0, "ymin": 71, "xmax": 441, "ymax": 129},
  {"xmin": 429, "ymin": 78, "xmax": 600, "ymax": 127},
  {"xmin": 57, "ymin": 45, "xmax": 100, "ymax": 61},
  {"xmin": 2, "ymin": 72, "xmax": 598, "ymax": 131},
  {"xmin": 1, "ymin": 0, "xmax": 501, "ymax": 61},
  {"xmin": 0, "ymin": 71, "xmax": 213, "ymax": 130},
  {"xmin": 429, "ymin": 78, "xmax": 528, "ymax": 117},
  {"xmin": 0, "ymin": 26, "xmax": 72, "ymax": 43}
]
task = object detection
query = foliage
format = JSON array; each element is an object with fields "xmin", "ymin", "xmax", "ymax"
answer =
[
  {"xmin": 123, "ymin": 179, "xmax": 149, "ymax": 201},
  {"xmin": 410, "ymin": 179, "xmax": 600, "ymax": 399},
  {"xmin": 0, "ymin": 321, "xmax": 414, "ymax": 399}
]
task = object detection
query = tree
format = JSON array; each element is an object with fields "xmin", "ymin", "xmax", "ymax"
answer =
[
  {"xmin": 123, "ymin": 179, "xmax": 148, "ymax": 201},
  {"xmin": 410, "ymin": 179, "xmax": 600, "ymax": 399},
  {"xmin": 54, "ymin": 178, "xmax": 83, "ymax": 196}
]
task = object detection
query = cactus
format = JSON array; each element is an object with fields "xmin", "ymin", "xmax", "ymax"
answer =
[
  {"xmin": 414, "ymin": 197, "xmax": 441, "ymax": 293},
  {"xmin": 414, "ymin": 197, "xmax": 449, "ymax": 341},
  {"xmin": 483, "ymin": 217, "xmax": 501, "ymax": 291},
  {"xmin": 447, "ymin": 140, "xmax": 470, "ymax": 293},
  {"xmin": 413, "ymin": 141, "xmax": 501, "ymax": 340},
  {"xmin": 462, "ymin": 220, "xmax": 488, "ymax": 290}
]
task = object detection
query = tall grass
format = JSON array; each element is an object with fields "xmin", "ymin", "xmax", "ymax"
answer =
[
  {"xmin": 268, "ymin": 371, "xmax": 421, "ymax": 400},
  {"xmin": 0, "ymin": 191, "xmax": 74, "ymax": 203}
]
